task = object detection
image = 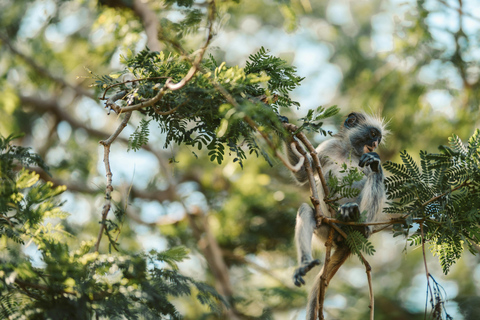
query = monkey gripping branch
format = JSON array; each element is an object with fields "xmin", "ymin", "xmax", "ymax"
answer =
[{"xmin": 93, "ymin": 35, "xmax": 480, "ymax": 320}]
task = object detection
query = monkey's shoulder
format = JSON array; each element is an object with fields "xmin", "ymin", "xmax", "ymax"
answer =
[{"xmin": 316, "ymin": 140, "xmax": 343, "ymax": 162}]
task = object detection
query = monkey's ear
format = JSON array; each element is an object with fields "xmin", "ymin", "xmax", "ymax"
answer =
[{"xmin": 344, "ymin": 113, "xmax": 358, "ymax": 128}]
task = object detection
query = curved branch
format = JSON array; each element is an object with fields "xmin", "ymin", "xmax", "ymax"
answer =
[{"xmin": 112, "ymin": 0, "xmax": 216, "ymax": 114}]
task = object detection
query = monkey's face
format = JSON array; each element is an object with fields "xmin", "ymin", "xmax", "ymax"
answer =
[{"xmin": 350, "ymin": 126, "xmax": 382, "ymax": 156}]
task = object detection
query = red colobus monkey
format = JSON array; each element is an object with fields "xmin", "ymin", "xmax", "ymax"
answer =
[{"xmin": 287, "ymin": 112, "xmax": 388, "ymax": 319}]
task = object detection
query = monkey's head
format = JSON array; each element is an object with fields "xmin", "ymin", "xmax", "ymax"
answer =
[{"xmin": 342, "ymin": 112, "xmax": 388, "ymax": 156}]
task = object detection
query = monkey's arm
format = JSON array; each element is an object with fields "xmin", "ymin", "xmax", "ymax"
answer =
[
  {"xmin": 358, "ymin": 152, "xmax": 386, "ymax": 225},
  {"xmin": 286, "ymin": 138, "xmax": 310, "ymax": 184},
  {"xmin": 286, "ymin": 139, "xmax": 331, "ymax": 185},
  {"xmin": 338, "ymin": 152, "xmax": 385, "ymax": 235}
]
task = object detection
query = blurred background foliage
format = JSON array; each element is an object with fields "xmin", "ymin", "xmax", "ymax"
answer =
[{"xmin": 1, "ymin": 0, "xmax": 480, "ymax": 319}]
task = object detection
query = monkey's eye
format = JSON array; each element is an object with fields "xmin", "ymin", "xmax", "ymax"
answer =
[{"xmin": 371, "ymin": 130, "xmax": 377, "ymax": 137}]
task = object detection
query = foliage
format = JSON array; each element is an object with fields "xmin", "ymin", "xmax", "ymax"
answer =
[
  {"xmin": 93, "ymin": 47, "xmax": 303, "ymax": 167},
  {"xmin": 345, "ymin": 229, "xmax": 376, "ymax": 258},
  {"xmin": 243, "ymin": 46, "xmax": 305, "ymax": 111},
  {"xmin": 128, "ymin": 118, "xmax": 151, "ymax": 152},
  {"xmin": 384, "ymin": 129, "xmax": 480, "ymax": 274},
  {"xmin": 325, "ymin": 162, "xmax": 365, "ymax": 209},
  {"xmin": 0, "ymin": 133, "xmax": 60, "ymax": 244},
  {"xmin": 2, "ymin": 0, "xmax": 480, "ymax": 318},
  {"xmin": 0, "ymin": 135, "xmax": 222, "ymax": 319},
  {"xmin": 295, "ymin": 105, "xmax": 340, "ymax": 136}
]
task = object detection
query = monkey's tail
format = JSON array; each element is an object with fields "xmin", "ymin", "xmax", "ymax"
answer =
[{"xmin": 306, "ymin": 244, "xmax": 351, "ymax": 320}]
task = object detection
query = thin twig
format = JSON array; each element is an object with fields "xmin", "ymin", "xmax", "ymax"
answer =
[
  {"xmin": 437, "ymin": 0, "xmax": 480, "ymax": 23},
  {"xmin": 95, "ymin": 112, "xmax": 132, "ymax": 252},
  {"xmin": 421, "ymin": 181, "xmax": 469, "ymax": 208},
  {"xmin": 420, "ymin": 223, "xmax": 433, "ymax": 320},
  {"xmin": 153, "ymin": 99, "xmax": 188, "ymax": 115},
  {"xmin": 110, "ymin": 86, "xmax": 169, "ymax": 114},
  {"xmin": 242, "ymin": 115, "xmax": 300, "ymax": 171},
  {"xmin": 14, "ymin": 278, "xmax": 76, "ymax": 296},
  {"xmin": 282, "ymin": 123, "xmax": 330, "ymax": 203},
  {"xmin": 289, "ymin": 139, "xmax": 322, "ymax": 217},
  {"xmin": 104, "ymin": 90, "xmax": 128, "ymax": 114},
  {"xmin": 295, "ymin": 130, "xmax": 331, "ymax": 203},
  {"xmin": 100, "ymin": 77, "xmax": 170, "ymax": 100},
  {"xmin": 0, "ymin": 214, "xmax": 15, "ymax": 228},
  {"xmin": 359, "ymin": 254, "xmax": 374, "ymax": 320},
  {"xmin": 317, "ymin": 227, "xmax": 335, "ymax": 320}
]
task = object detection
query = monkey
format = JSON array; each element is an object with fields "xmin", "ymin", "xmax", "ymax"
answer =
[{"xmin": 287, "ymin": 112, "xmax": 388, "ymax": 320}]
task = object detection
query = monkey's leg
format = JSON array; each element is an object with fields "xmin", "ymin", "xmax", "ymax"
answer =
[
  {"xmin": 293, "ymin": 203, "xmax": 321, "ymax": 287},
  {"xmin": 306, "ymin": 244, "xmax": 351, "ymax": 320}
]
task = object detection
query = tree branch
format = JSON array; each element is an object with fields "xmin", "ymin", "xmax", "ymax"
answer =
[
  {"xmin": 317, "ymin": 227, "xmax": 335, "ymax": 320},
  {"xmin": 20, "ymin": 93, "xmax": 176, "ymax": 185},
  {"xmin": 359, "ymin": 254, "xmax": 374, "ymax": 320},
  {"xmin": 437, "ymin": 0, "xmax": 480, "ymax": 23},
  {"xmin": 95, "ymin": 112, "xmax": 132, "ymax": 252},
  {"xmin": 106, "ymin": 0, "xmax": 216, "ymax": 115},
  {"xmin": 0, "ymin": 33, "xmax": 94, "ymax": 99},
  {"xmin": 14, "ymin": 278, "xmax": 76, "ymax": 296},
  {"xmin": 185, "ymin": 207, "xmax": 241, "ymax": 320},
  {"xmin": 132, "ymin": 0, "xmax": 163, "ymax": 52},
  {"xmin": 19, "ymin": 95, "xmax": 109, "ymax": 139},
  {"xmin": 420, "ymin": 223, "xmax": 433, "ymax": 319}
]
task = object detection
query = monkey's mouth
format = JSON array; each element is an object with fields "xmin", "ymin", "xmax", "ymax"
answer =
[{"xmin": 365, "ymin": 145, "xmax": 375, "ymax": 153}]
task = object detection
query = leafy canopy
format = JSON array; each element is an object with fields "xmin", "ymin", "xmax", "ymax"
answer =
[
  {"xmin": 94, "ymin": 47, "xmax": 304, "ymax": 167},
  {"xmin": 384, "ymin": 129, "xmax": 480, "ymax": 274},
  {"xmin": 0, "ymin": 134, "xmax": 223, "ymax": 319}
]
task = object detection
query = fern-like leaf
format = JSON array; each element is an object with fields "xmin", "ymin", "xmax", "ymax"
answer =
[{"xmin": 128, "ymin": 119, "xmax": 151, "ymax": 152}]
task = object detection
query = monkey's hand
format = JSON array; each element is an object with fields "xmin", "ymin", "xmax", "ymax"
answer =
[
  {"xmin": 293, "ymin": 259, "xmax": 320, "ymax": 287},
  {"xmin": 339, "ymin": 203, "xmax": 360, "ymax": 221},
  {"xmin": 359, "ymin": 152, "xmax": 381, "ymax": 173}
]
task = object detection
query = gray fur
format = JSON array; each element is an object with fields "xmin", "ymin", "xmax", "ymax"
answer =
[
  {"xmin": 289, "ymin": 112, "xmax": 387, "ymax": 320},
  {"xmin": 287, "ymin": 138, "xmax": 310, "ymax": 184}
]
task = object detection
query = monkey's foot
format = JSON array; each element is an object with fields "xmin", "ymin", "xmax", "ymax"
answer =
[
  {"xmin": 339, "ymin": 203, "xmax": 360, "ymax": 221},
  {"xmin": 293, "ymin": 259, "xmax": 320, "ymax": 287}
]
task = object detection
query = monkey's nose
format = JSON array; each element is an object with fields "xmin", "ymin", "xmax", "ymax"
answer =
[{"xmin": 372, "ymin": 141, "xmax": 378, "ymax": 149}]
